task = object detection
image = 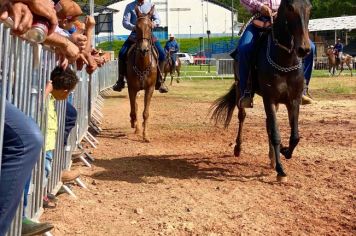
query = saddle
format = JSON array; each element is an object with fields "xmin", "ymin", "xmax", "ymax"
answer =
[{"xmin": 230, "ymin": 20, "xmax": 272, "ymax": 95}]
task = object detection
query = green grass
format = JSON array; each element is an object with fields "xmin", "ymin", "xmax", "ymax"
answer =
[
  {"xmin": 97, "ymin": 36, "xmax": 238, "ymax": 58},
  {"xmin": 161, "ymin": 74, "xmax": 356, "ymax": 103}
]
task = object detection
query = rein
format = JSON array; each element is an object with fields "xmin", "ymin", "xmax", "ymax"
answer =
[{"xmin": 238, "ymin": 13, "xmax": 301, "ymax": 72}]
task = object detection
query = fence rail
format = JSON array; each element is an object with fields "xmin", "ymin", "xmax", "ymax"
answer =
[{"xmin": 0, "ymin": 22, "xmax": 117, "ymax": 236}]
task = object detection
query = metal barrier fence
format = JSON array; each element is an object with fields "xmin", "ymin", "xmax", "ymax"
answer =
[
  {"xmin": 178, "ymin": 58, "xmax": 234, "ymax": 79},
  {"xmin": 180, "ymin": 57, "xmax": 355, "ymax": 80},
  {"xmin": 0, "ymin": 21, "xmax": 117, "ymax": 236}
]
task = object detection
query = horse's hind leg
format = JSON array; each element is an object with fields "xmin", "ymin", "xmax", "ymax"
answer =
[
  {"xmin": 170, "ymin": 73, "xmax": 173, "ymax": 86},
  {"xmin": 338, "ymin": 63, "xmax": 344, "ymax": 76},
  {"xmin": 234, "ymin": 107, "xmax": 246, "ymax": 157},
  {"xmin": 142, "ymin": 87, "xmax": 154, "ymax": 142},
  {"xmin": 176, "ymin": 69, "xmax": 180, "ymax": 83},
  {"xmin": 128, "ymin": 88, "xmax": 140, "ymax": 134},
  {"xmin": 280, "ymin": 101, "xmax": 300, "ymax": 160},
  {"xmin": 263, "ymin": 100, "xmax": 287, "ymax": 181}
]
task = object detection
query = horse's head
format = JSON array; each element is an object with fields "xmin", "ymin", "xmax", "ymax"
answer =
[
  {"xmin": 135, "ymin": 6, "xmax": 155, "ymax": 56},
  {"xmin": 278, "ymin": 0, "xmax": 312, "ymax": 58}
]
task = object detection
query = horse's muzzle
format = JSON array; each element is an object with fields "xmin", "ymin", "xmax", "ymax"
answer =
[{"xmin": 138, "ymin": 48, "xmax": 149, "ymax": 56}]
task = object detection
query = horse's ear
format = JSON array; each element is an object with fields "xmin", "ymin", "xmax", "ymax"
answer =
[
  {"xmin": 148, "ymin": 5, "xmax": 155, "ymax": 17},
  {"xmin": 135, "ymin": 5, "xmax": 142, "ymax": 17}
]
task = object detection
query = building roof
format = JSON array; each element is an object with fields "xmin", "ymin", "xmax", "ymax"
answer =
[
  {"xmin": 309, "ymin": 16, "xmax": 356, "ymax": 32},
  {"xmin": 103, "ymin": 0, "xmax": 232, "ymax": 11}
]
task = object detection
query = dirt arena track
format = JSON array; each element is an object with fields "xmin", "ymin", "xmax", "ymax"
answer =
[{"xmin": 43, "ymin": 77, "xmax": 356, "ymax": 235}]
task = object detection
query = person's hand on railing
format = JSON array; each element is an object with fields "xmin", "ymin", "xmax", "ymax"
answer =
[
  {"xmin": 58, "ymin": 53, "xmax": 69, "ymax": 69},
  {"xmin": 84, "ymin": 15, "xmax": 95, "ymax": 30},
  {"xmin": 70, "ymin": 32, "xmax": 87, "ymax": 51},
  {"xmin": 0, "ymin": 0, "xmax": 33, "ymax": 35},
  {"xmin": 13, "ymin": 0, "xmax": 58, "ymax": 35}
]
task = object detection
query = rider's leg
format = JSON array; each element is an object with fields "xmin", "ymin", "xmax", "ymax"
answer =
[
  {"xmin": 113, "ymin": 39, "xmax": 133, "ymax": 92},
  {"xmin": 302, "ymin": 40, "xmax": 315, "ymax": 104},
  {"xmin": 236, "ymin": 24, "xmax": 260, "ymax": 108},
  {"xmin": 171, "ymin": 53, "xmax": 177, "ymax": 72},
  {"xmin": 154, "ymin": 40, "xmax": 168, "ymax": 93}
]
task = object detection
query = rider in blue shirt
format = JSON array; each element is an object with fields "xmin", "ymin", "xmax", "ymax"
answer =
[
  {"xmin": 164, "ymin": 34, "xmax": 179, "ymax": 72},
  {"xmin": 113, "ymin": 0, "xmax": 168, "ymax": 93},
  {"xmin": 334, "ymin": 38, "xmax": 343, "ymax": 63}
]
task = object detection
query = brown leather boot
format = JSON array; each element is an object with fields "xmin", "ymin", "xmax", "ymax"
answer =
[
  {"xmin": 113, "ymin": 59, "xmax": 126, "ymax": 92},
  {"xmin": 156, "ymin": 61, "xmax": 168, "ymax": 93}
]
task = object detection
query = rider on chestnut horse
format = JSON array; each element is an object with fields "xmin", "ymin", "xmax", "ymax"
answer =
[
  {"xmin": 333, "ymin": 38, "xmax": 344, "ymax": 64},
  {"xmin": 112, "ymin": 0, "xmax": 168, "ymax": 93},
  {"xmin": 164, "ymin": 34, "xmax": 179, "ymax": 72}
]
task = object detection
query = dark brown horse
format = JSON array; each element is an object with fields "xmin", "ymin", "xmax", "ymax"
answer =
[
  {"xmin": 326, "ymin": 47, "xmax": 353, "ymax": 77},
  {"xmin": 211, "ymin": 0, "xmax": 312, "ymax": 181},
  {"xmin": 163, "ymin": 51, "xmax": 181, "ymax": 85},
  {"xmin": 126, "ymin": 6, "xmax": 157, "ymax": 142}
]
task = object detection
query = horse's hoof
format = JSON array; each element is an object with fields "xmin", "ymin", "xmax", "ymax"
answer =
[
  {"xmin": 234, "ymin": 145, "xmax": 241, "ymax": 157},
  {"xmin": 276, "ymin": 174, "xmax": 288, "ymax": 182},
  {"xmin": 280, "ymin": 147, "xmax": 292, "ymax": 159},
  {"xmin": 143, "ymin": 137, "xmax": 150, "ymax": 143},
  {"xmin": 135, "ymin": 129, "xmax": 140, "ymax": 135}
]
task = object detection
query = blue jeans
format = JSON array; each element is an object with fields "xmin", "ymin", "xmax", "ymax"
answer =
[
  {"xmin": 119, "ymin": 38, "xmax": 165, "ymax": 62},
  {"xmin": 303, "ymin": 40, "xmax": 315, "ymax": 89},
  {"xmin": 44, "ymin": 151, "xmax": 53, "ymax": 187},
  {"xmin": 0, "ymin": 102, "xmax": 43, "ymax": 235},
  {"xmin": 235, "ymin": 24, "xmax": 315, "ymax": 96},
  {"xmin": 171, "ymin": 53, "xmax": 177, "ymax": 66},
  {"xmin": 64, "ymin": 102, "xmax": 77, "ymax": 146}
]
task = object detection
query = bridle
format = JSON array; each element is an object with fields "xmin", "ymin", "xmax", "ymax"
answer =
[{"xmin": 133, "ymin": 16, "xmax": 154, "ymax": 84}]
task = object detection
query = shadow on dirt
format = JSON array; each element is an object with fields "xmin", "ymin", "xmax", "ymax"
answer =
[{"xmin": 91, "ymin": 154, "xmax": 272, "ymax": 183}]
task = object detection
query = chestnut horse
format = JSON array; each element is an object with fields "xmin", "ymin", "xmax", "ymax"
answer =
[
  {"xmin": 163, "ymin": 51, "xmax": 181, "ymax": 85},
  {"xmin": 211, "ymin": 0, "xmax": 312, "ymax": 181},
  {"xmin": 126, "ymin": 6, "xmax": 157, "ymax": 142},
  {"xmin": 326, "ymin": 47, "xmax": 353, "ymax": 77}
]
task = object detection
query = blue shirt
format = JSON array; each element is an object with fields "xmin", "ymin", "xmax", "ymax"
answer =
[
  {"xmin": 123, "ymin": 1, "xmax": 161, "ymax": 31},
  {"xmin": 164, "ymin": 40, "xmax": 179, "ymax": 53},
  {"xmin": 334, "ymin": 43, "xmax": 343, "ymax": 52}
]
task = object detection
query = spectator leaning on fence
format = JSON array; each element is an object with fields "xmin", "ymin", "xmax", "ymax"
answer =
[{"xmin": 0, "ymin": 0, "xmax": 57, "ymax": 235}]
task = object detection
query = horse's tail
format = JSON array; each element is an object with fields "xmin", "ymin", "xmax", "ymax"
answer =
[{"xmin": 210, "ymin": 83, "xmax": 237, "ymax": 128}]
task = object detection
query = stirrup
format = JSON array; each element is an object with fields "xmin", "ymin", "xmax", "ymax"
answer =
[{"xmin": 238, "ymin": 92, "xmax": 253, "ymax": 108}]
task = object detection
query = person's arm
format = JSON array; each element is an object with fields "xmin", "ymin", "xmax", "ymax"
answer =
[
  {"xmin": 175, "ymin": 41, "xmax": 179, "ymax": 53},
  {"xmin": 151, "ymin": 6, "xmax": 160, "ymax": 27},
  {"xmin": 0, "ymin": 0, "xmax": 33, "ymax": 34},
  {"xmin": 240, "ymin": 0, "xmax": 264, "ymax": 13},
  {"xmin": 44, "ymin": 32, "xmax": 80, "ymax": 61},
  {"xmin": 84, "ymin": 16, "xmax": 95, "ymax": 53},
  {"xmin": 12, "ymin": 0, "xmax": 58, "ymax": 35},
  {"xmin": 122, "ymin": 4, "xmax": 135, "ymax": 31}
]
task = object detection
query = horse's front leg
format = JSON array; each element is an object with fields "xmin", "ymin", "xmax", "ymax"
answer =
[
  {"xmin": 142, "ymin": 86, "xmax": 154, "ymax": 142},
  {"xmin": 128, "ymin": 88, "xmax": 140, "ymax": 134},
  {"xmin": 263, "ymin": 99, "xmax": 287, "ymax": 181},
  {"xmin": 280, "ymin": 100, "xmax": 300, "ymax": 159}
]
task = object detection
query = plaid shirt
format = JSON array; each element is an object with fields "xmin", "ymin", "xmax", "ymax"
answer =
[{"xmin": 240, "ymin": 0, "xmax": 280, "ymax": 14}]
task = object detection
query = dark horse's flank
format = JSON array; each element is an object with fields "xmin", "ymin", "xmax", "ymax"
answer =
[{"xmin": 211, "ymin": 0, "xmax": 312, "ymax": 181}]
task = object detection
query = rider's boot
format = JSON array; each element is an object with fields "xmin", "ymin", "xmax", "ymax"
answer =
[
  {"xmin": 238, "ymin": 90, "xmax": 253, "ymax": 108},
  {"xmin": 156, "ymin": 61, "xmax": 169, "ymax": 93},
  {"xmin": 112, "ymin": 59, "xmax": 126, "ymax": 92},
  {"xmin": 301, "ymin": 86, "xmax": 313, "ymax": 105}
]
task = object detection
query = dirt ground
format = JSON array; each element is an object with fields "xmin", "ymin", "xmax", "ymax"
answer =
[{"xmin": 43, "ymin": 78, "xmax": 356, "ymax": 236}]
